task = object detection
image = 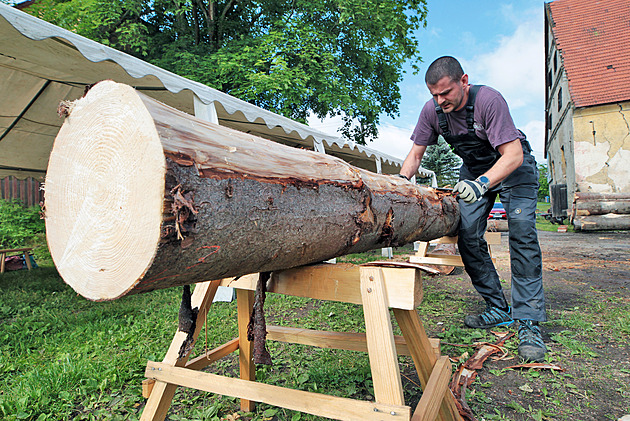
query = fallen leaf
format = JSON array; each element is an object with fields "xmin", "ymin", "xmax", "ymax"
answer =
[{"xmin": 519, "ymin": 384, "xmax": 534, "ymax": 393}]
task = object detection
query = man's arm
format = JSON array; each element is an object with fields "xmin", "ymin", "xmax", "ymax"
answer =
[
  {"xmin": 454, "ymin": 139, "xmax": 523, "ymax": 203},
  {"xmin": 399, "ymin": 143, "xmax": 427, "ymax": 180},
  {"xmin": 482, "ymin": 138, "xmax": 523, "ymax": 188}
]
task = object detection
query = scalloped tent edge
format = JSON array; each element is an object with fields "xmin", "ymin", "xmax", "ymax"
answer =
[{"xmin": 0, "ymin": 3, "xmax": 436, "ymax": 186}]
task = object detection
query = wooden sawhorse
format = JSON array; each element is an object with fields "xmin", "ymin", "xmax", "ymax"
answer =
[
  {"xmin": 410, "ymin": 233, "xmax": 501, "ymax": 267},
  {"xmin": 140, "ymin": 262, "xmax": 462, "ymax": 421}
]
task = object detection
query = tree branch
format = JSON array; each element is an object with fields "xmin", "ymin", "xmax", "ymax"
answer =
[{"xmin": 220, "ymin": 0, "xmax": 237, "ymax": 20}]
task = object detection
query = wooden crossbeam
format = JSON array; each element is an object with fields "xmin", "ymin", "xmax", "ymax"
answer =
[
  {"xmin": 265, "ymin": 325, "xmax": 441, "ymax": 357},
  {"xmin": 185, "ymin": 338, "xmax": 239, "ymax": 371},
  {"xmin": 219, "ymin": 263, "xmax": 423, "ymax": 310},
  {"xmin": 145, "ymin": 361, "xmax": 411, "ymax": 420},
  {"xmin": 410, "ymin": 233, "xmax": 501, "ymax": 267}
]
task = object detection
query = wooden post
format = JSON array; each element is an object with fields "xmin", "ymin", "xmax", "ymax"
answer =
[
  {"xmin": 237, "ymin": 288, "xmax": 256, "ymax": 412},
  {"xmin": 394, "ymin": 309, "xmax": 460, "ymax": 421}
]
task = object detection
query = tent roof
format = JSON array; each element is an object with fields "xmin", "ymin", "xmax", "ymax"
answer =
[{"xmin": 0, "ymin": 4, "xmax": 434, "ymax": 183}]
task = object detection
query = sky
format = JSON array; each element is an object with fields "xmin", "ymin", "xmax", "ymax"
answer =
[{"xmin": 308, "ymin": 0, "xmax": 547, "ymax": 164}]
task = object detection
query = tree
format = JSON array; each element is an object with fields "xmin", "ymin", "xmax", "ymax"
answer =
[
  {"xmin": 23, "ymin": 0, "xmax": 428, "ymax": 144},
  {"xmin": 538, "ymin": 162, "xmax": 549, "ymax": 201},
  {"xmin": 419, "ymin": 136, "xmax": 462, "ymax": 187}
]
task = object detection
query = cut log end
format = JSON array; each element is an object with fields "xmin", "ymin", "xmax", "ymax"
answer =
[{"xmin": 45, "ymin": 81, "xmax": 166, "ymax": 301}]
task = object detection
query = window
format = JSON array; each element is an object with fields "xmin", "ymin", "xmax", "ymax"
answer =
[
  {"xmin": 553, "ymin": 53, "xmax": 558, "ymax": 73},
  {"xmin": 557, "ymin": 87, "xmax": 562, "ymax": 112}
]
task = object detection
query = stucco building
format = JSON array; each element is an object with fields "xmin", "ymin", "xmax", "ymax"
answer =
[{"xmin": 545, "ymin": 0, "xmax": 630, "ymax": 229}]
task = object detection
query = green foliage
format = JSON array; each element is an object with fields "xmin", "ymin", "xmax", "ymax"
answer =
[
  {"xmin": 419, "ymin": 135, "xmax": 462, "ymax": 187},
  {"xmin": 0, "ymin": 200, "xmax": 44, "ymax": 248},
  {"xmin": 538, "ymin": 163, "xmax": 549, "ymax": 201},
  {"xmin": 24, "ymin": 0, "xmax": 429, "ymax": 144}
]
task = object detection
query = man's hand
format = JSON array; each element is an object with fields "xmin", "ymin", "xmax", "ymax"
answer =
[{"xmin": 453, "ymin": 179, "xmax": 489, "ymax": 203}]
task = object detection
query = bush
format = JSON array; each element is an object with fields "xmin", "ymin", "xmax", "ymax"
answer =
[{"xmin": 0, "ymin": 199, "xmax": 45, "ymax": 248}]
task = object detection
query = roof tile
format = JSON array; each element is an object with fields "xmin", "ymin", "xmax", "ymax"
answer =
[{"xmin": 548, "ymin": 0, "xmax": 630, "ymax": 107}]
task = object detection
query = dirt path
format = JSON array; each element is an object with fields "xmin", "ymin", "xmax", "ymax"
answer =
[{"xmin": 423, "ymin": 230, "xmax": 630, "ymax": 420}]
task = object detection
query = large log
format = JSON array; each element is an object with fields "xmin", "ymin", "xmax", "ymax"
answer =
[
  {"xmin": 574, "ymin": 192, "xmax": 630, "ymax": 201},
  {"xmin": 44, "ymin": 81, "xmax": 459, "ymax": 301},
  {"xmin": 573, "ymin": 214, "xmax": 630, "ymax": 231},
  {"xmin": 574, "ymin": 200, "xmax": 630, "ymax": 216}
]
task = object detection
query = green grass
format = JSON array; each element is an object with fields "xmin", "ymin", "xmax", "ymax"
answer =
[
  {"xmin": 2, "ymin": 201, "xmax": 628, "ymax": 420},
  {"xmin": 0, "ymin": 265, "xmax": 185, "ymax": 420},
  {"xmin": 2, "ymin": 255, "xmax": 630, "ymax": 420},
  {"xmin": 535, "ymin": 201, "xmax": 575, "ymax": 232}
]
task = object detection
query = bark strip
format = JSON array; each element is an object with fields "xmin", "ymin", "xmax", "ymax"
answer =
[{"xmin": 247, "ymin": 272, "xmax": 272, "ymax": 365}]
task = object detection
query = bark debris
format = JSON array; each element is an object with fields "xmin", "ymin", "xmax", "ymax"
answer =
[
  {"xmin": 177, "ymin": 284, "xmax": 199, "ymax": 359},
  {"xmin": 247, "ymin": 272, "xmax": 273, "ymax": 365}
]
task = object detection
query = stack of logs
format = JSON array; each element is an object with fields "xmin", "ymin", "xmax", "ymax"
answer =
[{"xmin": 571, "ymin": 192, "xmax": 630, "ymax": 231}]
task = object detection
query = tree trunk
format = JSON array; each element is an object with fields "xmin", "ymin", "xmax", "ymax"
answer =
[{"xmin": 45, "ymin": 80, "xmax": 459, "ymax": 301}]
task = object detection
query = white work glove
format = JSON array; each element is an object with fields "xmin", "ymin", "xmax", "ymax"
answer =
[{"xmin": 453, "ymin": 178, "xmax": 489, "ymax": 203}]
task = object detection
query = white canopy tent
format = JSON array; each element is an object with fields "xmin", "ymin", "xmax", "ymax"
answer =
[{"xmin": 0, "ymin": 4, "xmax": 436, "ymax": 186}]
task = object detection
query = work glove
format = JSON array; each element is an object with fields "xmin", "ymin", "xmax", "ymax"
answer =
[
  {"xmin": 394, "ymin": 174, "xmax": 410, "ymax": 181},
  {"xmin": 453, "ymin": 178, "xmax": 489, "ymax": 203}
]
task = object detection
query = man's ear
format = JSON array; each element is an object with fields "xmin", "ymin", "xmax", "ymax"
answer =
[{"xmin": 461, "ymin": 74, "xmax": 469, "ymax": 85}]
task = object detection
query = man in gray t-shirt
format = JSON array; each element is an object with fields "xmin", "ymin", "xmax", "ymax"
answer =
[{"xmin": 398, "ymin": 56, "xmax": 547, "ymax": 362}]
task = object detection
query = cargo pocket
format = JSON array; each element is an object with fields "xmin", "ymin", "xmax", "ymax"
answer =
[{"xmin": 508, "ymin": 186, "xmax": 538, "ymax": 220}]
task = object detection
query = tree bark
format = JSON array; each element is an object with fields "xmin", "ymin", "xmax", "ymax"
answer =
[{"xmin": 45, "ymin": 80, "xmax": 459, "ymax": 301}]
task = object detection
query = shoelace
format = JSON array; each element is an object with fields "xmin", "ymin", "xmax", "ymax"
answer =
[
  {"xmin": 519, "ymin": 320, "xmax": 545, "ymax": 346},
  {"xmin": 481, "ymin": 306, "xmax": 510, "ymax": 324}
]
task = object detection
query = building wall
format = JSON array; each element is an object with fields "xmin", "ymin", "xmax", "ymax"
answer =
[
  {"xmin": 572, "ymin": 102, "xmax": 630, "ymax": 193},
  {"xmin": 545, "ymin": 25, "xmax": 576, "ymax": 212}
]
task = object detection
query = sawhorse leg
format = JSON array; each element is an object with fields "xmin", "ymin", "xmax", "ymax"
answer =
[
  {"xmin": 141, "ymin": 280, "xmax": 221, "ymax": 421},
  {"xmin": 394, "ymin": 309, "xmax": 459, "ymax": 421},
  {"xmin": 237, "ymin": 288, "xmax": 256, "ymax": 412},
  {"xmin": 360, "ymin": 266, "xmax": 460, "ymax": 420},
  {"xmin": 360, "ymin": 266, "xmax": 405, "ymax": 406}
]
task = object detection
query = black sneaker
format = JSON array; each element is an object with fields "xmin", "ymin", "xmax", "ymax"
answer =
[
  {"xmin": 464, "ymin": 305, "xmax": 513, "ymax": 329},
  {"xmin": 518, "ymin": 320, "xmax": 547, "ymax": 362}
]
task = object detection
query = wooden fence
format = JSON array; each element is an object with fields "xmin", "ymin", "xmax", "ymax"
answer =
[{"xmin": 0, "ymin": 177, "xmax": 43, "ymax": 207}]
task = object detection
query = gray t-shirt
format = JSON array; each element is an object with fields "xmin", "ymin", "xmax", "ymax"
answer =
[{"xmin": 410, "ymin": 85, "xmax": 524, "ymax": 149}]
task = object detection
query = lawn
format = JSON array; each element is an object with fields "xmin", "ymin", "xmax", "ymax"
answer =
[{"xmin": 1, "ymin": 200, "xmax": 628, "ymax": 420}]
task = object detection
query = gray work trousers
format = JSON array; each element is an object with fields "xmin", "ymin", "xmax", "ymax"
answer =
[{"xmin": 458, "ymin": 154, "xmax": 546, "ymax": 322}]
